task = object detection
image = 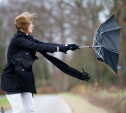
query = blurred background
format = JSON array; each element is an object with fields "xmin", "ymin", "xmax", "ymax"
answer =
[{"xmin": 0, "ymin": 0, "xmax": 126, "ymax": 113}]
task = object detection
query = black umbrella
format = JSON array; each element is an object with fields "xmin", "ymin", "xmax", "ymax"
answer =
[{"xmin": 80, "ymin": 14, "xmax": 121, "ymax": 74}]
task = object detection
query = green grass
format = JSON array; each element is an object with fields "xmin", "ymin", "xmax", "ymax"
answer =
[
  {"xmin": 70, "ymin": 85, "xmax": 126, "ymax": 113},
  {"xmin": 60, "ymin": 92, "xmax": 108, "ymax": 113},
  {"xmin": 0, "ymin": 96, "xmax": 10, "ymax": 110},
  {"xmin": 88, "ymin": 89, "xmax": 126, "ymax": 101},
  {"xmin": 0, "ymin": 97, "xmax": 9, "ymax": 105}
]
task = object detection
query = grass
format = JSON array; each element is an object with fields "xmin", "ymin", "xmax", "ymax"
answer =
[
  {"xmin": 70, "ymin": 84, "xmax": 126, "ymax": 113},
  {"xmin": 92, "ymin": 90, "xmax": 126, "ymax": 113},
  {"xmin": 0, "ymin": 96, "xmax": 11, "ymax": 110},
  {"xmin": 60, "ymin": 92, "xmax": 108, "ymax": 113}
]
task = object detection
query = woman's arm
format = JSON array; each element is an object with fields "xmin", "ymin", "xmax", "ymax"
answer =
[
  {"xmin": 14, "ymin": 37, "xmax": 57, "ymax": 53},
  {"xmin": 31, "ymin": 37, "xmax": 80, "ymax": 51},
  {"xmin": 32, "ymin": 38, "xmax": 65, "ymax": 47},
  {"xmin": 14, "ymin": 37, "xmax": 69, "ymax": 53}
]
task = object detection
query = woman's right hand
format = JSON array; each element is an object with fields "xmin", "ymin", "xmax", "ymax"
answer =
[{"xmin": 58, "ymin": 44, "xmax": 80, "ymax": 53}]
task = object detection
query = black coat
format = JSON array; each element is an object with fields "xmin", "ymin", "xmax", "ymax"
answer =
[{"xmin": 1, "ymin": 30, "xmax": 62, "ymax": 94}]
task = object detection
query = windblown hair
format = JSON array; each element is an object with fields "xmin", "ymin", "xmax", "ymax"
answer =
[{"xmin": 15, "ymin": 12, "xmax": 37, "ymax": 33}]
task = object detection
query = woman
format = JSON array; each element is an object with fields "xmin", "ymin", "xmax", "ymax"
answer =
[{"xmin": 1, "ymin": 12, "xmax": 79, "ymax": 113}]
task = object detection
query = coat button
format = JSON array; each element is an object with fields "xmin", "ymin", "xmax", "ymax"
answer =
[
  {"xmin": 22, "ymin": 69, "xmax": 24, "ymax": 71},
  {"xmin": 26, "ymin": 52, "xmax": 28, "ymax": 55}
]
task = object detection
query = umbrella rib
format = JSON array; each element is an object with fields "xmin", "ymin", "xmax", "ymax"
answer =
[
  {"xmin": 94, "ymin": 48, "xmax": 104, "ymax": 60},
  {"xmin": 100, "ymin": 27, "xmax": 121, "ymax": 35},
  {"xmin": 94, "ymin": 32, "xmax": 120, "ymax": 54},
  {"xmin": 95, "ymin": 38, "xmax": 119, "ymax": 53},
  {"xmin": 93, "ymin": 39, "xmax": 104, "ymax": 60},
  {"xmin": 104, "ymin": 48, "xmax": 119, "ymax": 54},
  {"xmin": 96, "ymin": 28, "xmax": 120, "ymax": 39}
]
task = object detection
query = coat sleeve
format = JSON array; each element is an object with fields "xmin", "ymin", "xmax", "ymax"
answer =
[
  {"xmin": 14, "ymin": 37, "xmax": 57, "ymax": 53},
  {"xmin": 32, "ymin": 38, "xmax": 65, "ymax": 47}
]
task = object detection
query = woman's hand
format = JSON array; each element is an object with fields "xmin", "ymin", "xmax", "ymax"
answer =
[
  {"xmin": 58, "ymin": 44, "xmax": 80, "ymax": 53},
  {"xmin": 67, "ymin": 44, "xmax": 80, "ymax": 51}
]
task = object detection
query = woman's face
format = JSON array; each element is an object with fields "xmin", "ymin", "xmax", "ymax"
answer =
[{"xmin": 27, "ymin": 23, "xmax": 34, "ymax": 34}]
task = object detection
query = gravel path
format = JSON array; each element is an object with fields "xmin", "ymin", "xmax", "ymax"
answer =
[{"xmin": 4, "ymin": 94, "xmax": 73, "ymax": 113}]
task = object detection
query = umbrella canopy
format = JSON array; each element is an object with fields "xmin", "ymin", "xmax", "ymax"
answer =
[{"xmin": 93, "ymin": 14, "xmax": 121, "ymax": 74}]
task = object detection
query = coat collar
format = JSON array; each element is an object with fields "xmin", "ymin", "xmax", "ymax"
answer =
[
  {"xmin": 16, "ymin": 30, "xmax": 33, "ymax": 40},
  {"xmin": 17, "ymin": 30, "xmax": 28, "ymax": 38}
]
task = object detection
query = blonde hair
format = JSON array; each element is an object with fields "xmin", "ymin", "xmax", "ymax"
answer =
[{"xmin": 15, "ymin": 12, "xmax": 37, "ymax": 33}]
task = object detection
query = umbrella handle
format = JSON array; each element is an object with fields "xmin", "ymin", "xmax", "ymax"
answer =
[{"xmin": 79, "ymin": 46, "xmax": 100, "ymax": 48}]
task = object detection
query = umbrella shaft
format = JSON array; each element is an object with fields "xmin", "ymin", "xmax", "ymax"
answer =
[{"xmin": 80, "ymin": 46, "xmax": 100, "ymax": 48}]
